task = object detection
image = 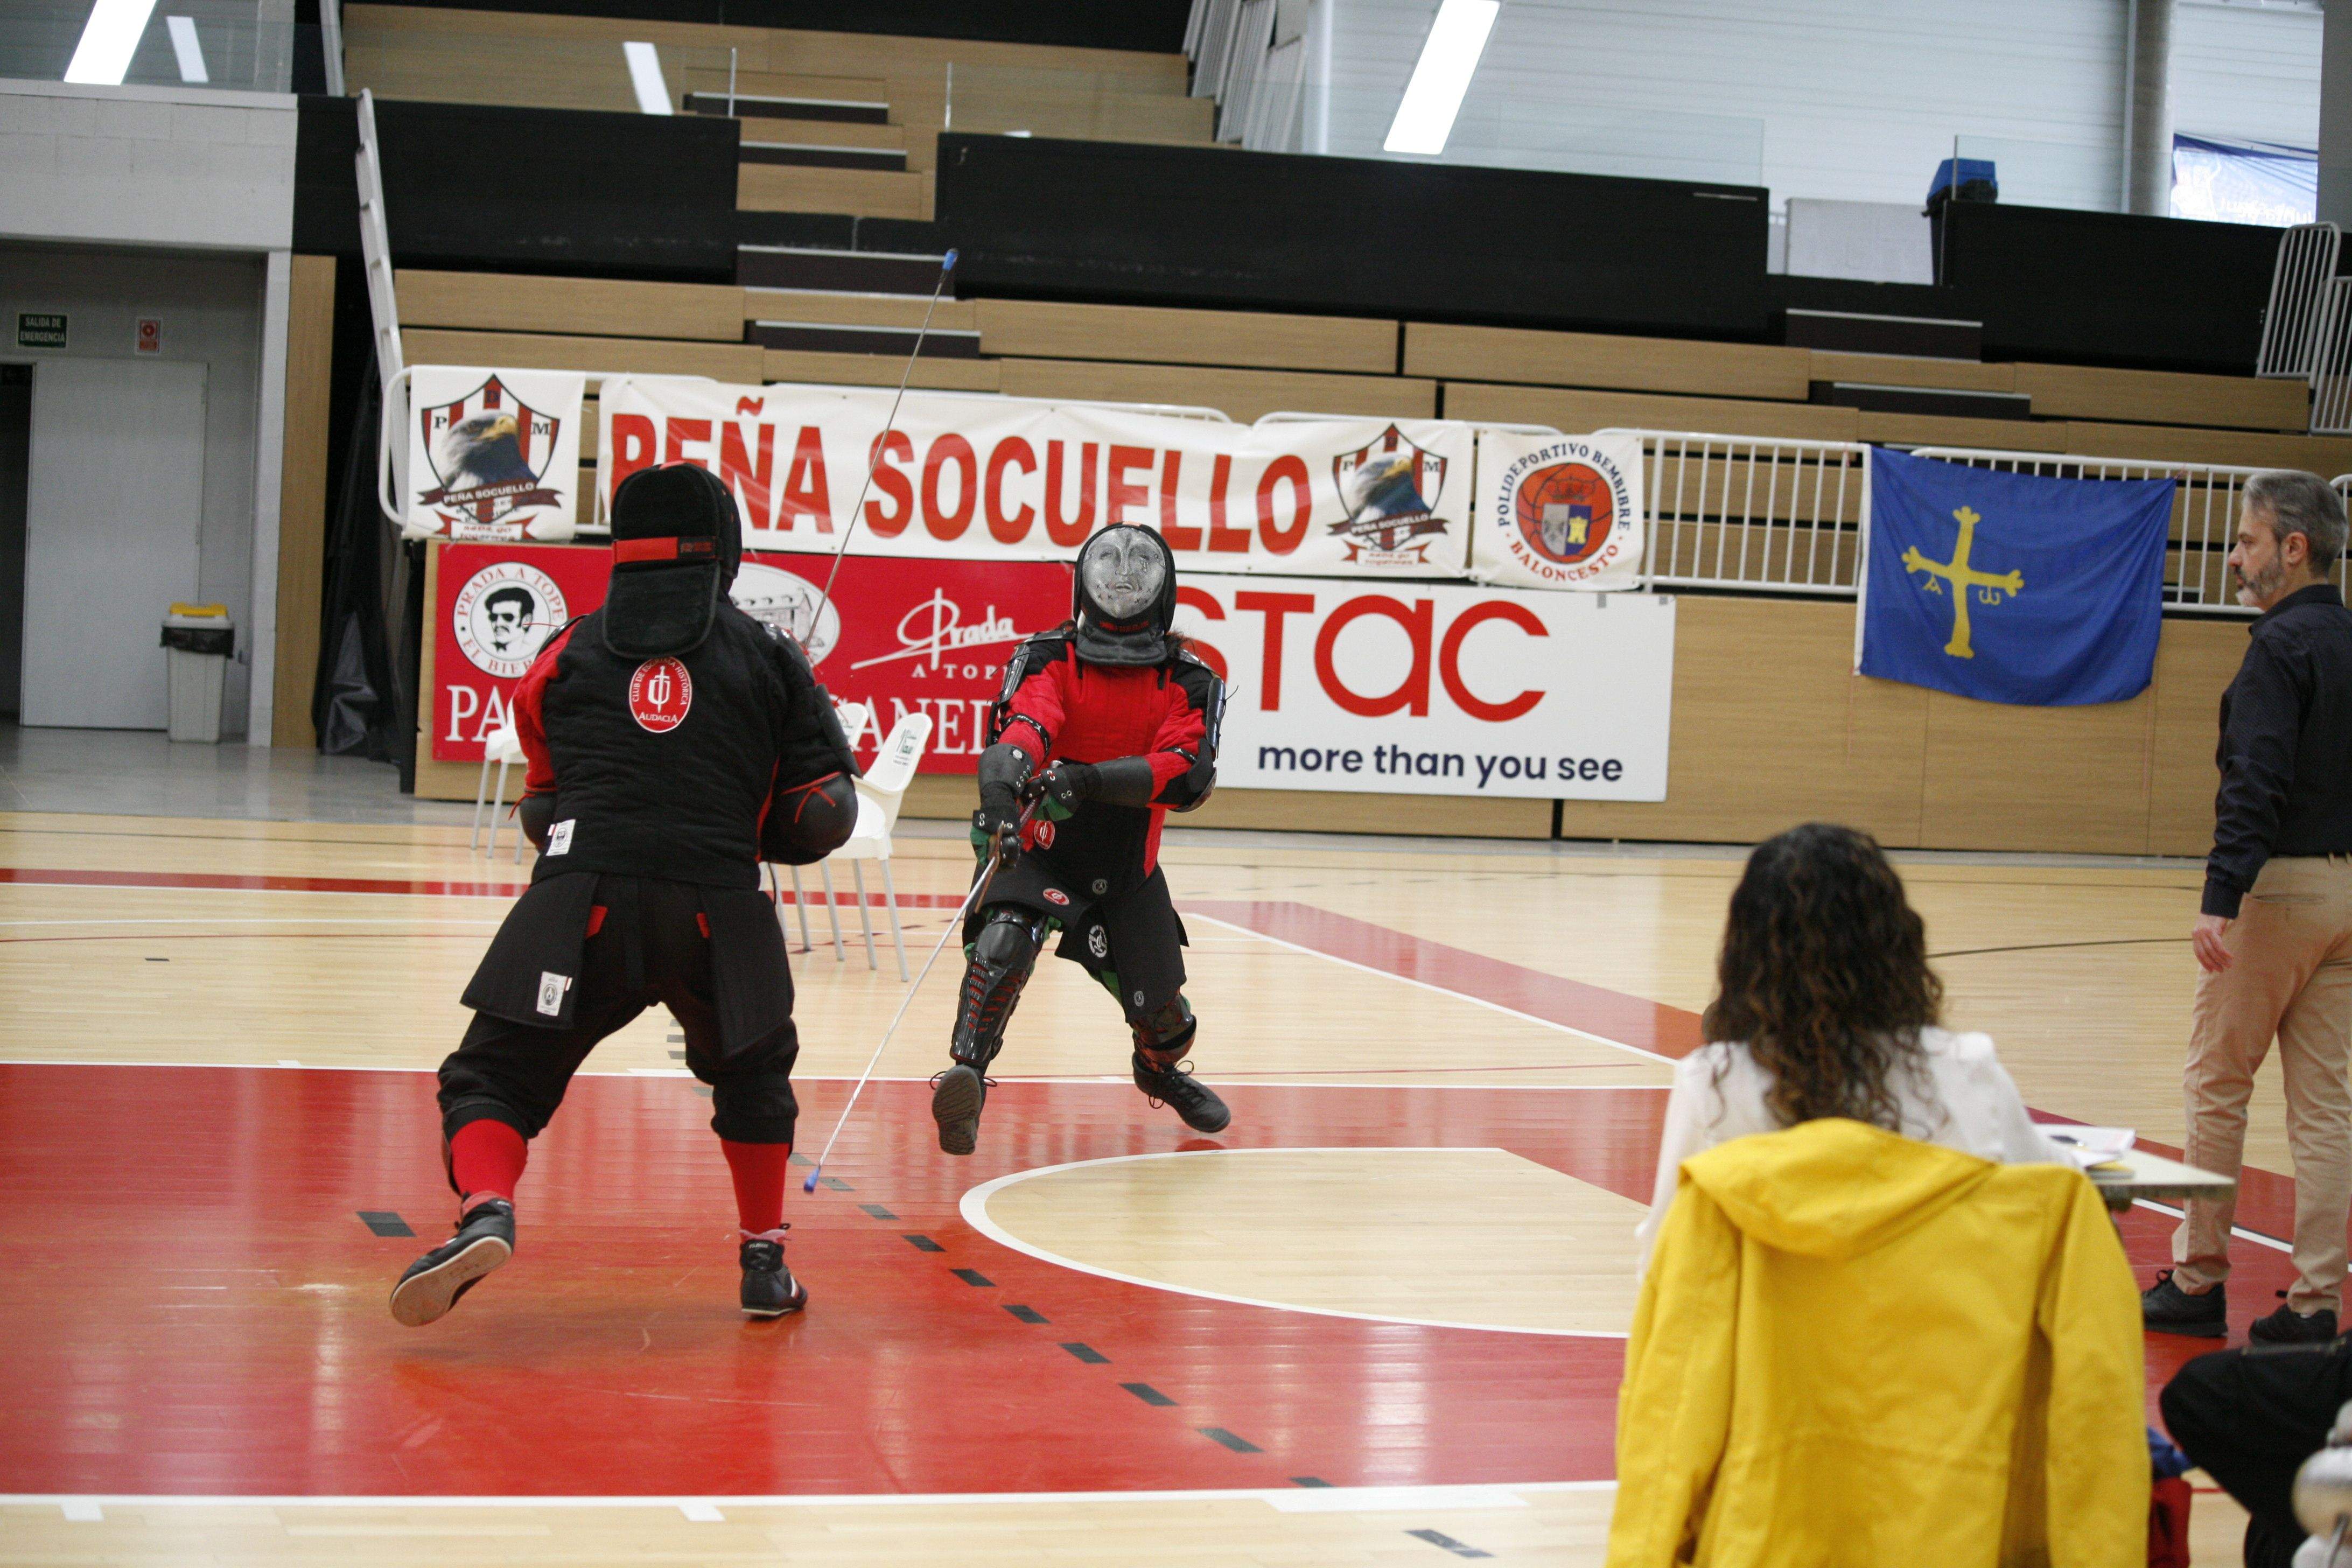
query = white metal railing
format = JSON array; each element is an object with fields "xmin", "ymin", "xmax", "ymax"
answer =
[
  {"xmin": 2313, "ymin": 276, "xmax": 2352, "ymax": 437},
  {"xmin": 1903, "ymin": 447, "xmax": 2348, "ymax": 613},
  {"xmin": 2258, "ymin": 222, "xmax": 2340, "ymax": 382},
  {"xmin": 1602, "ymin": 430, "xmax": 1871, "ymax": 596}
]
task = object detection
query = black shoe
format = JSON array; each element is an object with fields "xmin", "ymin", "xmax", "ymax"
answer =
[
  {"xmin": 2249, "ymin": 1293, "xmax": 2337, "ymax": 1345},
  {"xmin": 2140, "ymin": 1269, "xmax": 2228, "ymax": 1338},
  {"xmin": 1132, "ymin": 1051, "xmax": 1231, "ymax": 1134},
  {"xmin": 390, "ymin": 1199, "xmax": 514, "ymax": 1327},
  {"xmin": 739, "ymin": 1231, "xmax": 808, "ymax": 1319},
  {"xmin": 932, "ymin": 1063, "xmax": 988, "ymax": 1156}
]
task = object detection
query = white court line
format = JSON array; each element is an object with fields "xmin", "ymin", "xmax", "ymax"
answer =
[
  {"xmin": 1184, "ymin": 910, "xmax": 1678, "ymax": 1068},
  {"xmin": 959, "ymin": 1147, "xmax": 1631, "ymax": 1341},
  {"xmin": 0, "ymin": 1480, "xmax": 1611, "ymax": 1511}
]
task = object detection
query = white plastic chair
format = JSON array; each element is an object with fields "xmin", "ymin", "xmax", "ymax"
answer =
[
  {"xmin": 472, "ymin": 719, "xmax": 527, "ymax": 862},
  {"xmin": 775, "ymin": 700, "xmax": 874, "ymax": 954},
  {"xmin": 817, "ymin": 710, "xmax": 932, "ymax": 979}
]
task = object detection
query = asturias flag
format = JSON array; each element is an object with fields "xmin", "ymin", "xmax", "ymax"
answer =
[{"xmin": 1860, "ymin": 447, "xmax": 2174, "ymax": 706}]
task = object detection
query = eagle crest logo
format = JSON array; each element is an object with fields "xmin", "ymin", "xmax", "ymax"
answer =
[
  {"xmin": 1329, "ymin": 424, "xmax": 1450, "ymax": 565},
  {"xmin": 417, "ymin": 374, "xmax": 566, "ymax": 539}
]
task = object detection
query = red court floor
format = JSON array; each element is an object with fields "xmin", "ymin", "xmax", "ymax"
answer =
[{"xmin": 0, "ymin": 877, "xmax": 2308, "ymax": 1500}]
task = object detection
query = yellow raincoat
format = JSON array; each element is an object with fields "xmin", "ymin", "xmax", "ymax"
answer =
[{"xmin": 1607, "ymin": 1118, "xmax": 2147, "ymax": 1567}]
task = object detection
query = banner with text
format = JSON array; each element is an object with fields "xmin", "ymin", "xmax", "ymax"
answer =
[
  {"xmin": 596, "ymin": 377, "xmax": 1474, "ymax": 578},
  {"xmin": 405, "ymin": 366, "xmax": 586, "ymax": 542},
  {"xmin": 1174, "ymin": 575, "xmax": 1674, "ymax": 800},
  {"xmin": 1471, "ymin": 430, "xmax": 1645, "ymax": 592}
]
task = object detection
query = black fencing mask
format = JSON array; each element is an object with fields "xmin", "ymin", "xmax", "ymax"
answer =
[
  {"xmin": 603, "ymin": 463, "xmax": 743, "ymax": 658},
  {"xmin": 1072, "ymin": 525, "xmax": 1176, "ymax": 667}
]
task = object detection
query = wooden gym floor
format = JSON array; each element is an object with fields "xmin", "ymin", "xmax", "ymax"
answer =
[{"xmin": 0, "ymin": 806, "xmax": 2295, "ymax": 1563}]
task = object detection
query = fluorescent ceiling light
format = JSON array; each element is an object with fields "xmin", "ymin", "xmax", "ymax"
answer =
[
  {"xmin": 165, "ymin": 15, "xmax": 207, "ymax": 83},
  {"xmin": 622, "ymin": 41, "xmax": 673, "ymax": 116},
  {"xmin": 64, "ymin": 0, "xmax": 162, "ymax": 86},
  {"xmin": 1383, "ymin": 0, "xmax": 1499, "ymax": 156}
]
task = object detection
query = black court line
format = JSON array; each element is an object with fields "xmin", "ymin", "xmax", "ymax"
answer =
[
  {"xmin": 951, "ymin": 1268, "xmax": 994, "ymax": 1287},
  {"xmin": 1060, "ymin": 1342, "xmax": 1108, "ymax": 1364},
  {"xmin": 668, "ymin": 1050, "xmax": 685, "ymax": 1060},
  {"xmin": 1121, "ymin": 1383, "xmax": 1176, "ymax": 1407},
  {"xmin": 1408, "ymin": 1529, "xmax": 1493, "ymax": 1559},
  {"xmin": 1291, "ymin": 1476, "xmax": 1332, "ymax": 1488},
  {"xmin": 859, "ymin": 1203, "xmax": 897, "ymax": 1221},
  {"xmin": 357, "ymin": 1211, "xmax": 414, "ymax": 1237},
  {"xmin": 1005, "ymin": 1305, "xmax": 1048, "ymax": 1324},
  {"xmin": 1931, "ymin": 936, "xmax": 2189, "ymax": 960},
  {"xmin": 903, "ymin": 1234, "xmax": 944, "ymax": 1252},
  {"xmin": 145, "ymin": 956, "xmax": 169, "ymax": 962},
  {"xmin": 1199, "ymin": 1427, "xmax": 1261, "ymax": 1453},
  {"xmin": 788, "ymin": 1153, "xmax": 813, "ymax": 1166}
]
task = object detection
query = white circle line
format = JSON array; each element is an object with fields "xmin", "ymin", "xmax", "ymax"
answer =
[{"xmin": 957, "ymin": 1146, "xmax": 1629, "ymax": 1341}]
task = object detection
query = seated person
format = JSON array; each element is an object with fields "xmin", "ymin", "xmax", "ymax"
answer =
[
  {"xmin": 1637, "ymin": 821, "xmax": 2063, "ymax": 1269},
  {"xmin": 2163, "ymin": 1340, "xmax": 2352, "ymax": 1568}
]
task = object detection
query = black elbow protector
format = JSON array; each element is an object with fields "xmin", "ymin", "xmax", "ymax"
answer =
[
  {"xmin": 516, "ymin": 792, "xmax": 557, "ymax": 849},
  {"xmin": 761, "ymin": 773, "xmax": 858, "ymax": 865}
]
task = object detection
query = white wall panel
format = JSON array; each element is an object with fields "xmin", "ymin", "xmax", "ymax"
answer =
[
  {"xmin": 2171, "ymin": 2, "xmax": 2322, "ymax": 148},
  {"xmin": 0, "ymin": 81, "xmax": 296, "ymax": 253},
  {"xmin": 1324, "ymin": 0, "xmax": 2322, "ymax": 211}
]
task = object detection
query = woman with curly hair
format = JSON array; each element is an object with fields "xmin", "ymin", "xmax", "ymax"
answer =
[{"xmin": 1635, "ymin": 822, "xmax": 2061, "ymax": 1269}]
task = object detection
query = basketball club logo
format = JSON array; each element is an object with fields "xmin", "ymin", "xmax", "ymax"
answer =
[
  {"xmin": 628, "ymin": 657, "xmax": 694, "ymax": 733},
  {"xmin": 416, "ymin": 374, "xmax": 566, "ymax": 540},
  {"xmin": 452, "ymin": 561, "xmax": 567, "ymax": 680},
  {"xmin": 1329, "ymin": 424, "xmax": 1451, "ymax": 566},
  {"xmin": 1493, "ymin": 439, "xmax": 1639, "ymax": 586}
]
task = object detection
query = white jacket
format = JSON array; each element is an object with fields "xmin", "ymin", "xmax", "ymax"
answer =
[{"xmin": 1635, "ymin": 1026, "xmax": 2066, "ymax": 1272}]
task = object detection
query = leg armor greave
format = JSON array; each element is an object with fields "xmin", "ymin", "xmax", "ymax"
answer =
[
  {"xmin": 1131, "ymin": 994, "xmax": 1198, "ymax": 1067},
  {"xmin": 951, "ymin": 905, "xmax": 1049, "ymax": 1070}
]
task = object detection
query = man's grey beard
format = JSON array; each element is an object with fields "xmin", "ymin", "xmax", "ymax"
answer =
[{"xmin": 2234, "ymin": 560, "xmax": 2284, "ymax": 606}]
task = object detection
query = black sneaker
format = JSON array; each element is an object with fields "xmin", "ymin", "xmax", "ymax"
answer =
[
  {"xmin": 739, "ymin": 1231, "xmax": 808, "ymax": 1319},
  {"xmin": 2249, "ymin": 1293, "xmax": 2337, "ymax": 1346},
  {"xmin": 390, "ymin": 1198, "xmax": 514, "ymax": 1327},
  {"xmin": 2140, "ymin": 1269, "xmax": 2228, "ymax": 1338},
  {"xmin": 932, "ymin": 1063, "xmax": 988, "ymax": 1156},
  {"xmin": 1132, "ymin": 1051, "xmax": 1231, "ymax": 1134}
]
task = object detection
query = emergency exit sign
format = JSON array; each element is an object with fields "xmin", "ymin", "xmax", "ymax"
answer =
[{"xmin": 17, "ymin": 313, "xmax": 66, "ymax": 348}]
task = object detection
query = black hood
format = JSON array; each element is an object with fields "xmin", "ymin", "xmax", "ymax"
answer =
[
  {"xmin": 1071, "ymin": 525, "xmax": 1178, "ymax": 667},
  {"xmin": 603, "ymin": 464, "xmax": 741, "ymax": 659}
]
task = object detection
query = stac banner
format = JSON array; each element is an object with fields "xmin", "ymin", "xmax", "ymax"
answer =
[
  {"xmin": 1174, "ymin": 574, "xmax": 1674, "ymax": 800},
  {"xmin": 1471, "ymin": 430, "xmax": 1645, "ymax": 592},
  {"xmin": 595, "ymin": 376, "xmax": 1474, "ymax": 579},
  {"xmin": 405, "ymin": 366, "xmax": 586, "ymax": 543},
  {"xmin": 431, "ymin": 540, "xmax": 1075, "ymax": 771}
]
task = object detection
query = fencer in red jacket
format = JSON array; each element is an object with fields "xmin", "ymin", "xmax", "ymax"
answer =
[{"xmin": 930, "ymin": 524, "xmax": 1228, "ymax": 1154}]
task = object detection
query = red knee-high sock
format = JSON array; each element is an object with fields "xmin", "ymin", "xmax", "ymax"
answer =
[
  {"xmin": 449, "ymin": 1119, "xmax": 528, "ymax": 1210},
  {"xmin": 722, "ymin": 1139, "xmax": 790, "ymax": 1235}
]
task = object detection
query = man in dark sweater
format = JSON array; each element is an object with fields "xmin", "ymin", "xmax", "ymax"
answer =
[{"xmin": 2143, "ymin": 470, "xmax": 2352, "ymax": 1347}]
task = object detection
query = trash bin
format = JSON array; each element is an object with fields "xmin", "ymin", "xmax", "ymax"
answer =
[{"xmin": 161, "ymin": 603, "xmax": 233, "ymax": 743}]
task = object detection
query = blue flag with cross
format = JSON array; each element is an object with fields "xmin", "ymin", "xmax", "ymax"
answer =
[{"xmin": 1859, "ymin": 447, "xmax": 2175, "ymax": 706}]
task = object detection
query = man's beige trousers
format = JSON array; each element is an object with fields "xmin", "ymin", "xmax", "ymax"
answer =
[{"xmin": 2174, "ymin": 855, "xmax": 2352, "ymax": 1313}]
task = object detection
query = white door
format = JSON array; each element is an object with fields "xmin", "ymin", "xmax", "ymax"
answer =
[{"xmin": 22, "ymin": 359, "xmax": 208, "ymax": 729}]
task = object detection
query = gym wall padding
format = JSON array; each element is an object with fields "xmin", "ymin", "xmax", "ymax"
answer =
[
  {"xmin": 1939, "ymin": 203, "xmax": 2282, "ymax": 377},
  {"xmin": 293, "ymin": 97, "xmax": 740, "ymax": 282},
  {"xmin": 349, "ymin": 0, "xmax": 1191, "ymax": 50},
  {"xmin": 934, "ymin": 136, "xmax": 1774, "ymax": 340}
]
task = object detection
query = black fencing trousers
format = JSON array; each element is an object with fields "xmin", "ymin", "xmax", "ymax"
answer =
[
  {"xmin": 438, "ymin": 876, "xmax": 800, "ymax": 1152},
  {"xmin": 2161, "ymin": 1337, "xmax": 2352, "ymax": 1568}
]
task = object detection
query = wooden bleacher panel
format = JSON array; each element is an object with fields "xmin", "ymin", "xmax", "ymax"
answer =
[
  {"xmin": 898, "ymin": 84, "xmax": 1217, "ymax": 152},
  {"xmin": 761, "ymin": 349, "xmax": 1002, "ymax": 391},
  {"xmin": 1440, "ymin": 382, "xmax": 1863, "ymax": 442},
  {"xmin": 344, "ymin": 34, "xmax": 636, "ymax": 111},
  {"xmin": 996, "ymin": 359, "xmax": 1436, "ymax": 422},
  {"xmin": 745, "ymin": 291, "xmax": 979, "ymax": 332},
  {"xmin": 974, "ymin": 300, "xmax": 1398, "ymax": 376},
  {"xmin": 1806, "ymin": 353, "xmax": 2018, "ymax": 394},
  {"xmin": 401, "ymin": 328, "xmax": 766, "ymax": 382},
  {"xmin": 273, "ymin": 255, "xmax": 337, "ymax": 750},
  {"xmin": 738, "ymin": 164, "xmax": 929, "ymax": 220},
  {"xmin": 2014, "ymin": 362, "xmax": 2310, "ymax": 432},
  {"xmin": 1404, "ymin": 323, "xmax": 1812, "ymax": 401},
  {"xmin": 398, "ymin": 271, "xmax": 745, "ymax": 343},
  {"xmin": 1854, "ymin": 411, "xmax": 2073, "ymax": 451},
  {"xmin": 2062, "ymin": 421, "xmax": 2352, "ymax": 475},
  {"xmin": 676, "ymin": 69, "xmax": 892, "ymax": 116},
  {"xmin": 1550, "ymin": 596, "xmax": 2243, "ymax": 856}
]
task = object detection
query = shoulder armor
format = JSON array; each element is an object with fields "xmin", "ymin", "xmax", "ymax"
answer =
[{"xmin": 989, "ymin": 631, "xmax": 1073, "ymax": 745}]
